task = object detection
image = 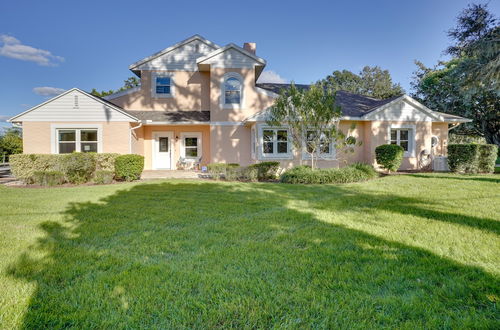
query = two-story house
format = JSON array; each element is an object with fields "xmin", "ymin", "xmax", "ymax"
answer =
[{"xmin": 8, "ymin": 35, "xmax": 470, "ymax": 171}]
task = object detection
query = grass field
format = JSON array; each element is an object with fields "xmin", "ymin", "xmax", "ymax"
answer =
[{"xmin": 0, "ymin": 173, "xmax": 499, "ymax": 328}]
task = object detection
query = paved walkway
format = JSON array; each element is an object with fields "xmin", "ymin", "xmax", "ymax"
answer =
[{"xmin": 141, "ymin": 170, "xmax": 206, "ymax": 180}]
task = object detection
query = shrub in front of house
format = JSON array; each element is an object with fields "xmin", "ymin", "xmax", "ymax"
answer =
[
  {"xmin": 60, "ymin": 152, "xmax": 97, "ymax": 184},
  {"xmin": 93, "ymin": 170, "xmax": 115, "ymax": 185},
  {"xmin": 477, "ymin": 144, "xmax": 498, "ymax": 174},
  {"xmin": 447, "ymin": 144, "xmax": 480, "ymax": 173},
  {"xmin": 9, "ymin": 154, "xmax": 63, "ymax": 183},
  {"xmin": 95, "ymin": 153, "xmax": 120, "ymax": 171},
  {"xmin": 280, "ymin": 163, "xmax": 378, "ymax": 184},
  {"xmin": 32, "ymin": 171, "xmax": 65, "ymax": 186},
  {"xmin": 114, "ymin": 154, "xmax": 144, "ymax": 181},
  {"xmin": 375, "ymin": 144, "xmax": 404, "ymax": 172},
  {"xmin": 249, "ymin": 161, "xmax": 280, "ymax": 181},
  {"xmin": 10, "ymin": 153, "xmax": 124, "ymax": 185},
  {"xmin": 225, "ymin": 166, "xmax": 258, "ymax": 182}
]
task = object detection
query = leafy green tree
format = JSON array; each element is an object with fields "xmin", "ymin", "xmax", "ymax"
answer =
[
  {"xmin": 0, "ymin": 128, "xmax": 23, "ymax": 160},
  {"xmin": 91, "ymin": 76, "xmax": 140, "ymax": 97},
  {"xmin": 324, "ymin": 66, "xmax": 404, "ymax": 99},
  {"xmin": 412, "ymin": 3, "xmax": 499, "ymax": 146},
  {"xmin": 267, "ymin": 82, "xmax": 358, "ymax": 169}
]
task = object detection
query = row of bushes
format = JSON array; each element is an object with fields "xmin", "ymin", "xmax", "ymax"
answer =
[
  {"xmin": 448, "ymin": 144, "xmax": 498, "ymax": 174},
  {"xmin": 9, "ymin": 153, "xmax": 144, "ymax": 185},
  {"xmin": 280, "ymin": 163, "xmax": 378, "ymax": 184},
  {"xmin": 207, "ymin": 161, "xmax": 281, "ymax": 182}
]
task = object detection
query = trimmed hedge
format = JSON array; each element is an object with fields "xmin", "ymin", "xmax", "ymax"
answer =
[
  {"xmin": 280, "ymin": 163, "xmax": 378, "ymax": 184},
  {"xmin": 32, "ymin": 171, "xmax": 65, "ymax": 186},
  {"xmin": 93, "ymin": 170, "xmax": 115, "ymax": 185},
  {"xmin": 375, "ymin": 144, "xmax": 404, "ymax": 172},
  {"xmin": 9, "ymin": 153, "xmax": 138, "ymax": 185},
  {"xmin": 478, "ymin": 144, "xmax": 498, "ymax": 174},
  {"xmin": 115, "ymin": 154, "xmax": 144, "ymax": 181},
  {"xmin": 249, "ymin": 161, "xmax": 280, "ymax": 181},
  {"xmin": 226, "ymin": 166, "xmax": 258, "ymax": 182},
  {"xmin": 448, "ymin": 144, "xmax": 498, "ymax": 174}
]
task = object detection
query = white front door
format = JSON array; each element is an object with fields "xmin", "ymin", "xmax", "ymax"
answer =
[{"xmin": 152, "ymin": 132, "xmax": 173, "ymax": 169}]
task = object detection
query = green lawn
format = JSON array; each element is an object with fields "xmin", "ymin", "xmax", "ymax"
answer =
[{"xmin": 0, "ymin": 174, "xmax": 499, "ymax": 328}]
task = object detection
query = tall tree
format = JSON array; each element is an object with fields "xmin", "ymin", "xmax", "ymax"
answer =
[
  {"xmin": 412, "ymin": 3, "xmax": 500, "ymax": 146},
  {"xmin": 0, "ymin": 128, "xmax": 23, "ymax": 158},
  {"xmin": 91, "ymin": 76, "xmax": 140, "ymax": 98},
  {"xmin": 324, "ymin": 66, "xmax": 404, "ymax": 99},
  {"xmin": 267, "ymin": 82, "xmax": 358, "ymax": 169}
]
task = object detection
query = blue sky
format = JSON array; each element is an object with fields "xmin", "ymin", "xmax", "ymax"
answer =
[{"xmin": 1, "ymin": 0, "xmax": 498, "ymax": 127}]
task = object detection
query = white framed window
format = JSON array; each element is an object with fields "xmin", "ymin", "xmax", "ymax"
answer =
[
  {"xmin": 251, "ymin": 125, "xmax": 256, "ymax": 160},
  {"xmin": 258, "ymin": 126, "xmax": 292, "ymax": 159},
  {"xmin": 56, "ymin": 128, "xmax": 98, "ymax": 154},
  {"xmin": 152, "ymin": 72, "xmax": 174, "ymax": 98},
  {"xmin": 221, "ymin": 72, "xmax": 243, "ymax": 108},
  {"xmin": 302, "ymin": 130, "xmax": 336, "ymax": 160},
  {"xmin": 180, "ymin": 132, "xmax": 202, "ymax": 160},
  {"xmin": 51, "ymin": 124, "xmax": 102, "ymax": 154},
  {"xmin": 388, "ymin": 124, "xmax": 415, "ymax": 157}
]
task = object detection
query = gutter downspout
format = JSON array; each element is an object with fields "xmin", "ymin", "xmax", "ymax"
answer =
[{"xmin": 129, "ymin": 122, "xmax": 143, "ymax": 154}]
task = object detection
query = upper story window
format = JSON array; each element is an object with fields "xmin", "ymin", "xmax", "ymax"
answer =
[
  {"xmin": 152, "ymin": 73, "xmax": 174, "ymax": 98},
  {"xmin": 222, "ymin": 73, "xmax": 243, "ymax": 108}
]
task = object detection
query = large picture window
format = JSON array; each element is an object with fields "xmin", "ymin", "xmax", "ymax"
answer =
[{"xmin": 57, "ymin": 129, "xmax": 98, "ymax": 154}]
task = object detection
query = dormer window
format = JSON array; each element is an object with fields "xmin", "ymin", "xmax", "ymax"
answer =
[
  {"xmin": 222, "ymin": 73, "xmax": 243, "ymax": 108},
  {"xmin": 152, "ymin": 72, "xmax": 174, "ymax": 98}
]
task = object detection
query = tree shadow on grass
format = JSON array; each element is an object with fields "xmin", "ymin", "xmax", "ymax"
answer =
[{"xmin": 7, "ymin": 181, "xmax": 499, "ymax": 328}]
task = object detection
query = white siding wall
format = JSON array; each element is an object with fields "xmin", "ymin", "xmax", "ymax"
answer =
[
  {"xmin": 136, "ymin": 39, "xmax": 217, "ymax": 71},
  {"xmin": 203, "ymin": 48, "xmax": 256, "ymax": 68},
  {"xmin": 366, "ymin": 100, "xmax": 433, "ymax": 121},
  {"xmin": 16, "ymin": 90, "xmax": 134, "ymax": 122}
]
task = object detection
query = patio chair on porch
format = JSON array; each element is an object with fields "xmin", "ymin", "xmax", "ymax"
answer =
[{"xmin": 177, "ymin": 156, "xmax": 202, "ymax": 170}]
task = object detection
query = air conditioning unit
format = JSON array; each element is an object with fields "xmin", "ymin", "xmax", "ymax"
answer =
[{"xmin": 433, "ymin": 156, "xmax": 449, "ymax": 172}]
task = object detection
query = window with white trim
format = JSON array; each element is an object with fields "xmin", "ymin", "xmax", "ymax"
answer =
[
  {"xmin": 57, "ymin": 129, "xmax": 98, "ymax": 154},
  {"xmin": 152, "ymin": 73, "xmax": 174, "ymax": 98},
  {"xmin": 181, "ymin": 133, "xmax": 202, "ymax": 160},
  {"xmin": 222, "ymin": 73, "xmax": 243, "ymax": 107},
  {"xmin": 262, "ymin": 128, "xmax": 289, "ymax": 156},
  {"xmin": 390, "ymin": 129, "xmax": 410, "ymax": 152},
  {"xmin": 304, "ymin": 130, "xmax": 334, "ymax": 158}
]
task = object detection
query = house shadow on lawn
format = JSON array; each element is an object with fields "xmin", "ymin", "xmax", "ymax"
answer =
[{"xmin": 7, "ymin": 181, "xmax": 499, "ymax": 328}]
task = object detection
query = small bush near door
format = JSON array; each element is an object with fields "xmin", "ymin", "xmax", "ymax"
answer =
[
  {"xmin": 115, "ymin": 155, "xmax": 144, "ymax": 181},
  {"xmin": 375, "ymin": 144, "xmax": 404, "ymax": 172}
]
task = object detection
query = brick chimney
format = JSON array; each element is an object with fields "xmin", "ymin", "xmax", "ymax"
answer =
[{"xmin": 243, "ymin": 42, "xmax": 256, "ymax": 54}]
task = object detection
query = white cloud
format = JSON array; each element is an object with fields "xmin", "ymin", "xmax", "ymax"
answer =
[
  {"xmin": 257, "ymin": 70, "xmax": 288, "ymax": 84},
  {"xmin": 33, "ymin": 87, "xmax": 66, "ymax": 96},
  {"xmin": 0, "ymin": 115, "xmax": 10, "ymax": 122},
  {"xmin": 0, "ymin": 35, "xmax": 64, "ymax": 66}
]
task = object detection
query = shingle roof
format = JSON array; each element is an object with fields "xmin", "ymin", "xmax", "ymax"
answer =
[
  {"xmin": 256, "ymin": 83, "xmax": 402, "ymax": 117},
  {"xmin": 123, "ymin": 110, "xmax": 210, "ymax": 122}
]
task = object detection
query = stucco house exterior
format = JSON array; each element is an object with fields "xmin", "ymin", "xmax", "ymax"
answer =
[{"xmin": 8, "ymin": 35, "xmax": 470, "ymax": 171}]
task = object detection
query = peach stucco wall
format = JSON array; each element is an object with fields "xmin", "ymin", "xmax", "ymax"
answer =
[
  {"xmin": 111, "ymin": 70, "xmax": 211, "ymax": 111},
  {"xmin": 141, "ymin": 125, "xmax": 211, "ymax": 170},
  {"xmin": 22, "ymin": 121, "xmax": 131, "ymax": 154},
  {"xmin": 431, "ymin": 122, "xmax": 449, "ymax": 156}
]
